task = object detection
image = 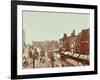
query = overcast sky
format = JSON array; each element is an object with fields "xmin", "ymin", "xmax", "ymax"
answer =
[{"xmin": 23, "ymin": 11, "xmax": 90, "ymax": 44}]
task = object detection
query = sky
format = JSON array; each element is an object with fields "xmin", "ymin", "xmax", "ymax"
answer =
[{"xmin": 23, "ymin": 11, "xmax": 90, "ymax": 44}]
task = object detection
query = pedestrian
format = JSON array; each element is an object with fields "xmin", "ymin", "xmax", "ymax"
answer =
[
  {"xmin": 29, "ymin": 46, "xmax": 35, "ymax": 68},
  {"xmin": 34, "ymin": 47, "xmax": 39, "ymax": 60},
  {"xmin": 22, "ymin": 56, "xmax": 28, "ymax": 67},
  {"xmin": 50, "ymin": 52, "xmax": 55, "ymax": 67},
  {"xmin": 40, "ymin": 49, "xmax": 45, "ymax": 63}
]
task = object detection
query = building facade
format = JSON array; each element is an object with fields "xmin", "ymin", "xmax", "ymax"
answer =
[{"xmin": 59, "ymin": 28, "xmax": 89, "ymax": 54}]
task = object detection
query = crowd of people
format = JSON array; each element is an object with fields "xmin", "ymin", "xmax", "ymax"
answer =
[{"xmin": 22, "ymin": 45, "xmax": 46, "ymax": 68}]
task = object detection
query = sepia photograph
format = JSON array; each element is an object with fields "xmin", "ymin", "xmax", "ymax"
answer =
[{"xmin": 22, "ymin": 11, "xmax": 90, "ymax": 69}]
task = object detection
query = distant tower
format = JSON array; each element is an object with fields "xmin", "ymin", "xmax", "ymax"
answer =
[
  {"xmin": 63, "ymin": 33, "xmax": 67, "ymax": 38},
  {"xmin": 71, "ymin": 30, "xmax": 75, "ymax": 37},
  {"xmin": 22, "ymin": 29, "xmax": 25, "ymax": 46},
  {"xmin": 70, "ymin": 30, "xmax": 76, "ymax": 53},
  {"xmin": 73, "ymin": 30, "xmax": 75, "ymax": 35}
]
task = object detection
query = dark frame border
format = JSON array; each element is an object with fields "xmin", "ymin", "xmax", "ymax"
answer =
[{"xmin": 11, "ymin": 0, "xmax": 98, "ymax": 79}]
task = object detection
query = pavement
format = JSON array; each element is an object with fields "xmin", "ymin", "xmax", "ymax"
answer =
[{"xmin": 23, "ymin": 52, "xmax": 75, "ymax": 69}]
